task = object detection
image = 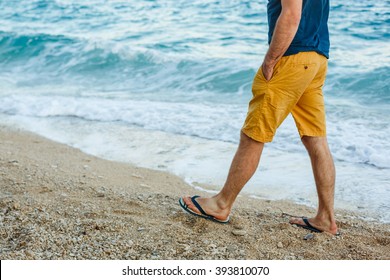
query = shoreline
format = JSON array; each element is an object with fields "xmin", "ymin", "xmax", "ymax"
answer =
[{"xmin": 0, "ymin": 125, "xmax": 389, "ymax": 260}]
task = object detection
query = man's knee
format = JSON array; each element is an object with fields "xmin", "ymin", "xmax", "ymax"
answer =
[
  {"xmin": 240, "ymin": 131, "xmax": 264, "ymax": 148},
  {"xmin": 301, "ymin": 136, "xmax": 328, "ymax": 152},
  {"xmin": 302, "ymin": 135, "xmax": 323, "ymax": 144}
]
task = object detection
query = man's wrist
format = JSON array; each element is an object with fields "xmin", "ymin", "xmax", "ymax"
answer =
[{"xmin": 263, "ymin": 54, "xmax": 278, "ymax": 68}]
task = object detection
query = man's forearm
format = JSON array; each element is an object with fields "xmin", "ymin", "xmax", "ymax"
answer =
[
  {"xmin": 262, "ymin": 0, "xmax": 302, "ymax": 78},
  {"xmin": 264, "ymin": 13, "xmax": 301, "ymax": 65}
]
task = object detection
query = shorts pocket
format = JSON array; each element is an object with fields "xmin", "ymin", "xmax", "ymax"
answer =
[
  {"xmin": 255, "ymin": 58, "xmax": 290, "ymax": 84},
  {"xmin": 255, "ymin": 64, "xmax": 278, "ymax": 83}
]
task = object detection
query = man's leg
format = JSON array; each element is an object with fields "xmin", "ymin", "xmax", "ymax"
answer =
[
  {"xmin": 290, "ymin": 136, "xmax": 338, "ymax": 234},
  {"xmin": 182, "ymin": 131, "xmax": 264, "ymax": 221}
]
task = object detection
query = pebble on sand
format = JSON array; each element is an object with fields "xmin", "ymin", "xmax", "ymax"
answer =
[
  {"xmin": 304, "ymin": 233, "xmax": 314, "ymax": 240},
  {"xmin": 232, "ymin": 230, "xmax": 246, "ymax": 236}
]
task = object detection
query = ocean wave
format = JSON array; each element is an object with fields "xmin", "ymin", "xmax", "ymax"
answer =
[
  {"xmin": 0, "ymin": 32, "xmax": 75, "ymax": 61},
  {"xmin": 0, "ymin": 31, "xmax": 256, "ymax": 95},
  {"xmin": 330, "ymin": 0, "xmax": 390, "ymax": 40},
  {"xmin": 327, "ymin": 66, "xmax": 390, "ymax": 105},
  {"xmin": 1, "ymin": 29, "xmax": 388, "ymax": 105},
  {"xmin": 1, "ymin": 94, "xmax": 389, "ymax": 169}
]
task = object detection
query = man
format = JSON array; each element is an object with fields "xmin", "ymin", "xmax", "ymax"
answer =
[{"xmin": 179, "ymin": 0, "xmax": 338, "ymax": 235}]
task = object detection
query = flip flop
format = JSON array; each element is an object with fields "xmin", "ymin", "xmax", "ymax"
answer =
[
  {"xmin": 291, "ymin": 217, "xmax": 341, "ymax": 236},
  {"xmin": 293, "ymin": 217, "xmax": 323, "ymax": 233},
  {"xmin": 179, "ymin": 195, "xmax": 230, "ymax": 224}
]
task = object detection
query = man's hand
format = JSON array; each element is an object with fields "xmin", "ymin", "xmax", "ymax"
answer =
[{"xmin": 262, "ymin": 58, "xmax": 277, "ymax": 81}]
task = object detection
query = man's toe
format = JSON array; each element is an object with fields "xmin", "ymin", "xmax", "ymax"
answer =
[
  {"xmin": 289, "ymin": 217, "xmax": 306, "ymax": 226},
  {"xmin": 182, "ymin": 196, "xmax": 200, "ymax": 214}
]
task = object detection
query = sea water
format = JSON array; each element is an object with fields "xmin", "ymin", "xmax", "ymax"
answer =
[{"xmin": 0, "ymin": 0, "xmax": 389, "ymax": 222}]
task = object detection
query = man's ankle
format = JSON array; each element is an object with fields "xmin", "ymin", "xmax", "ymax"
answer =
[
  {"xmin": 213, "ymin": 194, "xmax": 232, "ymax": 212},
  {"xmin": 315, "ymin": 212, "xmax": 336, "ymax": 225}
]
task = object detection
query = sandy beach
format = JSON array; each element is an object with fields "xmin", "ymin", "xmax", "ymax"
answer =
[{"xmin": 0, "ymin": 125, "xmax": 389, "ymax": 260}]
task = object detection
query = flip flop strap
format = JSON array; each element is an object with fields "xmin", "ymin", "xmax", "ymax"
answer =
[
  {"xmin": 191, "ymin": 196, "xmax": 209, "ymax": 217},
  {"xmin": 302, "ymin": 218, "xmax": 322, "ymax": 233}
]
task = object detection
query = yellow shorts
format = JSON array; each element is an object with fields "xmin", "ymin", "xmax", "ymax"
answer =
[{"xmin": 242, "ymin": 51, "xmax": 328, "ymax": 143}]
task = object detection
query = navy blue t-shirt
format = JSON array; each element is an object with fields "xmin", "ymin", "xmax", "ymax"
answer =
[{"xmin": 267, "ymin": 0, "xmax": 330, "ymax": 58}]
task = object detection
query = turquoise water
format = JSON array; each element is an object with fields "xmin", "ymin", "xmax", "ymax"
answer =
[{"xmin": 0, "ymin": 0, "xmax": 389, "ymax": 222}]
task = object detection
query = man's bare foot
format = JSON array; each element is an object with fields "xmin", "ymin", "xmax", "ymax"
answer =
[
  {"xmin": 289, "ymin": 216, "xmax": 338, "ymax": 235},
  {"xmin": 181, "ymin": 196, "xmax": 230, "ymax": 222}
]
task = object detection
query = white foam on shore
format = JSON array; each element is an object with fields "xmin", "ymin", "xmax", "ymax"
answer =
[{"xmin": 1, "ymin": 93, "xmax": 389, "ymax": 169}]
